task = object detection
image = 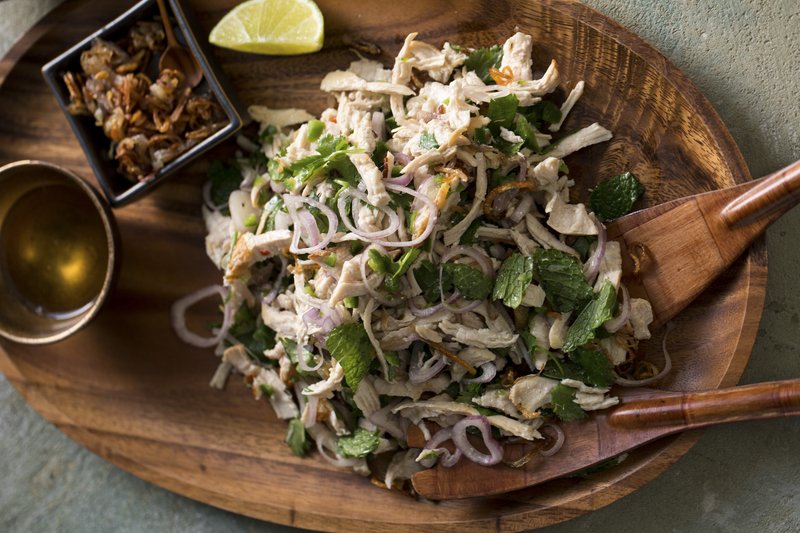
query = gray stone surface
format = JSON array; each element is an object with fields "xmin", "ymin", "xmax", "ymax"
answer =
[{"xmin": 1, "ymin": 0, "xmax": 798, "ymax": 531}]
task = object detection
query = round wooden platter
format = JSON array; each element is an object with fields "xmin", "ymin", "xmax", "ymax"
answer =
[{"xmin": 0, "ymin": 0, "xmax": 767, "ymax": 531}]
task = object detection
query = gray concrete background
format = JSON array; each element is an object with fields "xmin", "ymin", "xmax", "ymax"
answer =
[{"xmin": 1, "ymin": 0, "xmax": 798, "ymax": 531}]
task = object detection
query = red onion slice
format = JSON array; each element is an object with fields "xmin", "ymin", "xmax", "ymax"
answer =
[
  {"xmin": 509, "ymin": 193, "xmax": 534, "ymax": 224},
  {"xmin": 615, "ymin": 323, "xmax": 674, "ymax": 386},
  {"xmin": 583, "ymin": 217, "xmax": 607, "ymax": 281},
  {"xmin": 394, "ymin": 152, "xmax": 413, "ymax": 166},
  {"xmin": 298, "ymin": 209, "xmax": 321, "ymax": 246},
  {"xmin": 409, "ymin": 342, "xmax": 447, "ymax": 384},
  {"xmin": 451, "ymin": 416, "xmax": 503, "ymax": 466},
  {"xmin": 171, "ymin": 285, "xmax": 232, "ymax": 348},
  {"xmin": 538, "ymin": 423, "xmax": 565, "ymax": 457},
  {"xmin": 337, "ymin": 187, "xmax": 401, "ymax": 240},
  {"xmin": 423, "ymin": 427, "xmax": 462, "ymax": 468},
  {"xmin": 371, "ymin": 183, "xmax": 438, "ymax": 248},
  {"xmin": 604, "ymin": 284, "xmax": 630, "ymax": 333},
  {"xmin": 284, "ymin": 194, "xmax": 337, "ymax": 254},
  {"xmin": 384, "ymin": 172, "xmax": 415, "ymax": 186},
  {"xmin": 464, "ymin": 362, "xmax": 497, "ymax": 384}
]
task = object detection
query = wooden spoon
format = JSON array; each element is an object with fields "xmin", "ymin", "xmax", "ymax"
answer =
[
  {"xmin": 411, "ymin": 159, "xmax": 800, "ymax": 500},
  {"xmin": 156, "ymin": 0, "xmax": 203, "ymax": 88}
]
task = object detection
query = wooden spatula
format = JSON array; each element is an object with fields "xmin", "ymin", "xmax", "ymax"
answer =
[{"xmin": 411, "ymin": 159, "xmax": 800, "ymax": 500}]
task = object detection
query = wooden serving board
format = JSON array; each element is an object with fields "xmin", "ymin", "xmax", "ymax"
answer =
[{"xmin": 0, "ymin": 0, "xmax": 766, "ymax": 531}]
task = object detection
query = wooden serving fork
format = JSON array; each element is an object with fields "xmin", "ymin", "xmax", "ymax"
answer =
[{"xmin": 411, "ymin": 159, "xmax": 800, "ymax": 500}]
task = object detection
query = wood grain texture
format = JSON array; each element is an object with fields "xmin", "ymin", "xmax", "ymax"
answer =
[{"xmin": 0, "ymin": 0, "xmax": 768, "ymax": 531}]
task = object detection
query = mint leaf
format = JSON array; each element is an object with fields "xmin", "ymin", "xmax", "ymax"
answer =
[
  {"xmin": 286, "ymin": 418, "xmax": 311, "ymax": 456},
  {"xmin": 459, "ymin": 217, "xmax": 484, "ymax": 245},
  {"xmin": 419, "ymin": 132, "xmax": 439, "ymax": 150},
  {"xmin": 492, "ymin": 253, "xmax": 534, "ymax": 308},
  {"xmin": 326, "ymin": 323, "xmax": 376, "ymax": 390},
  {"xmin": 414, "ymin": 259, "xmax": 453, "ymax": 303},
  {"xmin": 569, "ymin": 347, "xmax": 615, "ymax": 388},
  {"xmin": 562, "ymin": 281, "xmax": 617, "ymax": 352},
  {"xmin": 208, "ymin": 160, "xmax": 241, "ymax": 213},
  {"xmin": 531, "ymin": 248, "xmax": 593, "ymax": 312},
  {"xmin": 550, "ymin": 384, "xmax": 587, "ymax": 422},
  {"xmin": 443, "ymin": 263, "xmax": 493, "ymax": 301},
  {"xmin": 229, "ymin": 303, "xmax": 276, "ymax": 360},
  {"xmin": 487, "ymin": 94, "xmax": 519, "ymax": 131},
  {"xmin": 523, "ymin": 100, "xmax": 562, "ymax": 128},
  {"xmin": 589, "ymin": 171, "xmax": 645, "ymax": 221},
  {"xmin": 337, "ymin": 427, "xmax": 380, "ymax": 458},
  {"xmin": 464, "ymin": 45, "xmax": 503, "ymax": 84}
]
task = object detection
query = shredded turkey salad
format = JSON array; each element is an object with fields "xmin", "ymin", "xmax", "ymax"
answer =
[{"xmin": 173, "ymin": 32, "xmax": 657, "ymax": 490}]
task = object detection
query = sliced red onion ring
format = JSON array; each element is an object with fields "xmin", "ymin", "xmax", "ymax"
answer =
[
  {"xmin": 538, "ymin": 423, "xmax": 565, "ymax": 457},
  {"xmin": 284, "ymin": 194, "xmax": 337, "ymax": 254},
  {"xmin": 409, "ymin": 342, "xmax": 447, "ymax": 384},
  {"xmin": 394, "ymin": 152, "xmax": 413, "ymax": 166},
  {"xmin": 452, "ymin": 416, "xmax": 503, "ymax": 466},
  {"xmin": 464, "ymin": 362, "xmax": 497, "ymax": 384},
  {"xmin": 384, "ymin": 172, "xmax": 415, "ymax": 186},
  {"xmin": 337, "ymin": 187, "xmax": 400, "ymax": 240},
  {"xmin": 368, "ymin": 183, "xmax": 437, "ymax": 248},
  {"xmin": 202, "ymin": 181, "xmax": 226, "ymax": 212},
  {"xmin": 407, "ymin": 292, "xmax": 458, "ymax": 317},
  {"xmin": 604, "ymin": 284, "xmax": 630, "ymax": 333},
  {"xmin": 316, "ymin": 431, "xmax": 360, "ymax": 468},
  {"xmin": 509, "ymin": 193, "xmax": 534, "ymax": 224},
  {"xmin": 583, "ymin": 218, "xmax": 607, "ymax": 281},
  {"xmin": 297, "ymin": 209, "xmax": 321, "ymax": 246},
  {"xmin": 615, "ymin": 323, "xmax": 674, "ymax": 386},
  {"xmin": 171, "ymin": 285, "xmax": 232, "ymax": 348},
  {"xmin": 423, "ymin": 427, "xmax": 462, "ymax": 468},
  {"xmin": 440, "ymin": 245, "xmax": 494, "ymax": 276}
]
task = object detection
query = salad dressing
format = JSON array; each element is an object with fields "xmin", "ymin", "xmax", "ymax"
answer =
[{"xmin": 0, "ymin": 185, "xmax": 108, "ymax": 319}]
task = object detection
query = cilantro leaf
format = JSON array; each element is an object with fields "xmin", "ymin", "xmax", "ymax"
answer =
[
  {"xmin": 228, "ymin": 303, "xmax": 276, "ymax": 360},
  {"xmin": 569, "ymin": 347, "xmax": 615, "ymax": 388},
  {"xmin": 487, "ymin": 94, "xmax": 519, "ymax": 132},
  {"xmin": 419, "ymin": 132, "xmax": 439, "ymax": 150},
  {"xmin": 289, "ymin": 135, "xmax": 359, "ymax": 185},
  {"xmin": 414, "ymin": 259, "xmax": 453, "ymax": 303},
  {"xmin": 443, "ymin": 263, "xmax": 493, "ymax": 301},
  {"xmin": 513, "ymin": 114, "xmax": 540, "ymax": 152},
  {"xmin": 326, "ymin": 323, "xmax": 376, "ymax": 390},
  {"xmin": 367, "ymin": 249, "xmax": 393, "ymax": 274},
  {"xmin": 337, "ymin": 427, "xmax": 380, "ymax": 458},
  {"xmin": 286, "ymin": 418, "xmax": 311, "ymax": 456},
  {"xmin": 523, "ymin": 100, "xmax": 562, "ymax": 128},
  {"xmin": 492, "ymin": 253, "xmax": 534, "ymax": 308},
  {"xmin": 464, "ymin": 45, "xmax": 503, "ymax": 84},
  {"xmin": 531, "ymin": 248, "xmax": 593, "ymax": 312},
  {"xmin": 386, "ymin": 248, "xmax": 421, "ymax": 293},
  {"xmin": 208, "ymin": 161, "xmax": 241, "ymax": 213},
  {"xmin": 589, "ymin": 171, "xmax": 645, "ymax": 221},
  {"xmin": 562, "ymin": 281, "xmax": 617, "ymax": 352},
  {"xmin": 550, "ymin": 384, "xmax": 587, "ymax": 422}
]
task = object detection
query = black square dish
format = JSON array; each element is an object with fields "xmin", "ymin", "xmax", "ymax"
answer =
[{"xmin": 41, "ymin": 0, "xmax": 244, "ymax": 207}]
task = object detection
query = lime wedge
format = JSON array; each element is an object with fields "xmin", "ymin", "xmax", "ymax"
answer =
[{"xmin": 209, "ymin": 0, "xmax": 324, "ymax": 55}]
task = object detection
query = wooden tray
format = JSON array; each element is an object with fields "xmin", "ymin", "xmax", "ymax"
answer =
[{"xmin": 0, "ymin": 0, "xmax": 766, "ymax": 531}]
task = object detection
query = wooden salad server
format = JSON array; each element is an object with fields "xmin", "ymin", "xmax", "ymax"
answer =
[{"xmin": 411, "ymin": 159, "xmax": 800, "ymax": 500}]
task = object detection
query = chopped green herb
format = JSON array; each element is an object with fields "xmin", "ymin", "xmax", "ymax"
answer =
[
  {"xmin": 569, "ymin": 347, "xmax": 615, "ymax": 388},
  {"xmin": 259, "ymin": 384, "xmax": 274, "ymax": 397},
  {"xmin": 444, "ymin": 262, "xmax": 493, "ymax": 301},
  {"xmin": 512, "ymin": 114, "xmax": 541, "ymax": 152},
  {"xmin": 322, "ymin": 254, "xmax": 337, "ymax": 268},
  {"xmin": 487, "ymin": 94, "xmax": 519, "ymax": 131},
  {"xmin": 463, "ymin": 45, "xmax": 503, "ymax": 84},
  {"xmin": 371, "ymin": 140, "xmax": 389, "ymax": 168},
  {"xmin": 306, "ymin": 119, "xmax": 325, "ymax": 142},
  {"xmin": 326, "ymin": 323, "xmax": 376, "ymax": 390},
  {"xmin": 531, "ymin": 248, "xmax": 593, "ymax": 312},
  {"xmin": 263, "ymin": 196, "xmax": 285, "ymax": 232},
  {"xmin": 208, "ymin": 160, "xmax": 241, "ymax": 214},
  {"xmin": 286, "ymin": 418, "xmax": 311, "ymax": 456},
  {"xmin": 337, "ymin": 427, "xmax": 380, "ymax": 458},
  {"xmin": 414, "ymin": 259, "xmax": 451, "ymax": 303},
  {"xmin": 343, "ymin": 296, "xmax": 359, "ymax": 309},
  {"xmin": 562, "ymin": 281, "xmax": 617, "ymax": 352},
  {"xmin": 243, "ymin": 213, "xmax": 259, "ymax": 228},
  {"xmin": 228, "ymin": 303, "xmax": 276, "ymax": 360},
  {"xmin": 385, "ymin": 248, "xmax": 421, "ymax": 293},
  {"xmin": 523, "ymin": 100, "xmax": 562, "ymax": 127},
  {"xmin": 473, "ymin": 126, "xmax": 492, "ymax": 145},
  {"xmin": 550, "ymin": 384, "xmax": 587, "ymax": 422},
  {"xmin": 260, "ymin": 124, "xmax": 278, "ymax": 143},
  {"xmin": 289, "ymin": 135, "xmax": 360, "ymax": 185},
  {"xmin": 589, "ymin": 171, "xmax": 645, "ymax": 221},
  {"xmin": 367, "ymin": 249, "xmax": 393, "ymax": 274},
  {"xmin": 571, "ymin": 236, "xmax": 595, "ymax": 262},
  {"xmin": 459, "ymin": 217, "xmax": 484, "ymax": 245},
  {"xmin": 492, "ymin": 253, "xmax": 535, "ymax": 308},
  {"xmin": 419, "ymin": 131, "xmax": 439, "ymax": 150}
]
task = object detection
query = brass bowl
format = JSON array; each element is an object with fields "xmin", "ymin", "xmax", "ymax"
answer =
[{"xmin": 0, "ymin": 161, "xmax": 117, "ymax": 344}]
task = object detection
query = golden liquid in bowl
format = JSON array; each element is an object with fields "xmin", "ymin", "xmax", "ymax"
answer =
[{"xmin": 0, "ymin": 184, "xmax": 109, "ymax": 319}]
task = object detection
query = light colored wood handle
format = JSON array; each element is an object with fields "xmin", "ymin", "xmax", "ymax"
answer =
[
  {"xmin": 720, "ymin": 159, "xmax": 800, "ymax": 227},
  {"xmin": 156, "ymin": 0, "xmax": 178, "ymax": 47},
  {"xmin": 609, "ymin": 379, "xmax": 800, "ymax": 430}
]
